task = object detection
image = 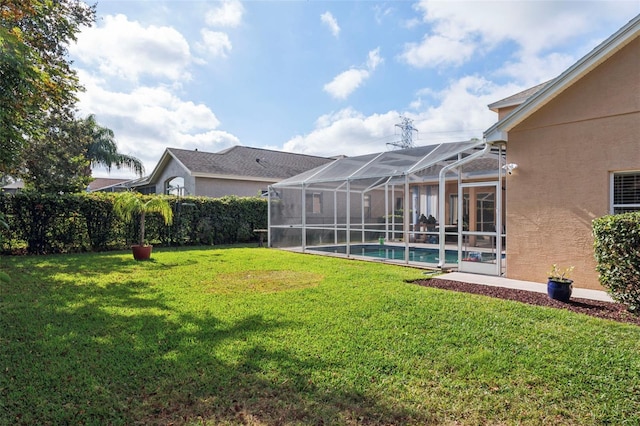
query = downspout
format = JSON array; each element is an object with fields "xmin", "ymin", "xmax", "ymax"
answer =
[{"xmin": 438, "ymin": 141, "xmax": 491, "ymax": 268}]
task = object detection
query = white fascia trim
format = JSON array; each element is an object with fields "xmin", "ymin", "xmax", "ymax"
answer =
[
  {"xmin": 484, "ymin": 128, "xmax": 508, "ymax": 144},
  {"xmin": 147, "ymin": 149, "xmax": 192, "ymax": 183},
  {"xmin": 484, "ymin": 15, "xmax": 639, "ymax": 141}
]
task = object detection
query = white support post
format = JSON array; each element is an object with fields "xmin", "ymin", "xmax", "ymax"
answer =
[
  {"xmin": 301, "ymin": 184, "xmax": 306, "ymax": 251},
  {"xmin": 334, "ymin": 191, "xmax": 338, "ymax": 245},
  {"xmin": 361, "ymin": 192, "xmax": 365, "ymax": 243},
  {"xmin": 346, "ymin": 180, "xmax": 351, "ymax": 257},
  {"xmin": 384, "ymin": 183, "xmax": 389, "ymax": 242},
  {"xmin": 267, "ymin": 186, "xmax": 271, "ymax": 247},
  {"xmin": 404, "ymin": 174, "xmax": 410, "ymax": 263}
]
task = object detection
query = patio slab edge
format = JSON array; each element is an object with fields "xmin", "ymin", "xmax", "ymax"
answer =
[{"xmin": 434, "ymin": 272, "xmax": 614, "ymax": 302}]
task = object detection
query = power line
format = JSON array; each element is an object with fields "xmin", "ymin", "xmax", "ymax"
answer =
[{"xmin": 387, "ymin": 116, "xmax": 418, "ymax": 150}]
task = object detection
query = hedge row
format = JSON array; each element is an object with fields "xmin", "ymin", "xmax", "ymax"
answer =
[
  {"xmin": 0, "ymin": 192, "xmax": 267, "ymax": 254},
  {"xmin": 593, "ymin": 212, "xmax": 640, "ymax": 313}
]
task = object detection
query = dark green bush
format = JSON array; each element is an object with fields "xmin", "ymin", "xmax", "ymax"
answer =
[
  {"xmin": 593, "ymin": 212, "xmax": 640, "ymax": 313},
  {"xmin": 0, "ymin": 192, "xmax": 267, "ymax": 254}
]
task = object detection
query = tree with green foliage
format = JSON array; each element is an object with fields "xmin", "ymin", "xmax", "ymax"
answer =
[
  {"xmin": 0, "ymin": 0, "xmax": 95, "ymax": 175},
  {"xmin": 20, "ymin": 112, "xmax": 93, "ymax": 193},
  {"xmin": 113, "ymin": 191, "xmax": 173, "ymax": 247},
  {"xmin": 83, "ymin": 114, "xmax": 144, "ymax": 177},
  {"xmin": 19, "ymin": 113, "xmax": 144, "ymax": 193}
]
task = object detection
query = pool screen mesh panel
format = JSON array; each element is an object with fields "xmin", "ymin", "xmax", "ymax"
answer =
[
  {"xmin": 274, "ymin": 141, "xmax": 480, "ymax": 187},
  {"xmin": 269, "ymin": 140, "xmax": 504, "ymax": 270}
]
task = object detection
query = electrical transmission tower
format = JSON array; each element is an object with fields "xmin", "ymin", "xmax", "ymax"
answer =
[{"xmin": 387, "ymin": 116, "xmax": 418, "ymax": 150}]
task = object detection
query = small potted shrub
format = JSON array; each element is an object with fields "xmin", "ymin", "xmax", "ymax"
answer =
[
  {"xmin": 113, "ymin": 191, "xmax": 173, "ymax": 260},
  {"xmin": 547, "ymin": 264, "xmax": 574, "ymax": 302}
]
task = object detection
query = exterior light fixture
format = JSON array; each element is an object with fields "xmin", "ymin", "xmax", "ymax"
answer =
[{"xmin": 502, "ymin": 163, "xmax": 518, "ymax": 175}]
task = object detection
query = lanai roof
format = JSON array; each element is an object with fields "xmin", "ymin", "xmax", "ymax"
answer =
[{"xmin": 273, "ymin": 140, "xmax": 497, "ymax": 190}]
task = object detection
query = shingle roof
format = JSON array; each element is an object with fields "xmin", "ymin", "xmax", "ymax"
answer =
[
  {"xmin": 487, "ymin": 81, "xmax": 551, "ymax": 112},
  {"xmin": 166, "ymin": 146, "xmax": 334, "ymax": 180},
  {"xmin": 87, "ymin": 178, "xmax": 130, "ymax": 191}
]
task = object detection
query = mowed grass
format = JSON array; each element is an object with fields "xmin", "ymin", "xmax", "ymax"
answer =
[{"xmin": 1, "ymin": 247, "xmax": 639, "ymax": 425}]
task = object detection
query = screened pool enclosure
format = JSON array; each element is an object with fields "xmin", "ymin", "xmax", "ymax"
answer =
[{"xmin": 268, "ymin": 140, "xmax": 507, "ymax": 276}]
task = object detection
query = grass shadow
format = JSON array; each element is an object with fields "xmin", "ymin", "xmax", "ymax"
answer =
[{"xmin": 1, "ymin": 260, "xmax": 430, "ymax": 425}]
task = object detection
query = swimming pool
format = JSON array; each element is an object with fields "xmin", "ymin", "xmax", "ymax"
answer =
[{"xmin": 307, "ymin": 244, "xmax": 460, "ymax": 264}]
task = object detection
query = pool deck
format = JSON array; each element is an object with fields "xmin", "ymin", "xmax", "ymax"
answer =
[{"xmin": 435, "ymin": 271, "xmax": 614, "ymax": 302}]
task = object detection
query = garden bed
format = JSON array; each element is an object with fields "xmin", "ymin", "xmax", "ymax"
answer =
[{"xmin": 414, "ymin": 279, "xmax": 640, "ymax": 326}]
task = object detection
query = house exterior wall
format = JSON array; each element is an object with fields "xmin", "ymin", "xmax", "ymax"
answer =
[
  {"xmin": 152, "ymin": 158, "xmax": 196, "ymax": 195},
  {"xmin": 497, "ymin": 106, "xmax": 518, "ymax": 120},
  {"xmin": 505, "ymin": 37, "xmax": 640, "ymax": 290},
  {"xmin": 195, "ymin": 177, "xmax": 271, "ymax": 198}
]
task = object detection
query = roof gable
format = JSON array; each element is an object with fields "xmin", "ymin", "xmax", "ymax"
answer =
[
  {"xmin": 485, "ymin": 14, "xmax": 640, "ymax": 143},
  {"xmin": 487, "ymin": 81, "xmax": 551, "ymax": 112},
  {"xmin": 148, "ymin": 146, "xmax": 334, "ymax": 184}
]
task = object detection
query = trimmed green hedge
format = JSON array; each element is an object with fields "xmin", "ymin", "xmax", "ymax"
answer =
[
  {"xmin": 593, "ymin": 212, "xmax": 640, "ymax": 313},
  {"xmin": 0, "ymin": 192, "xmax": 267, "ymax": 254}
]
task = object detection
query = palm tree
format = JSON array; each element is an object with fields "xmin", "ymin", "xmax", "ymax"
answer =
[
  {"xmin": 82, "ymin": 115, "xmax": 144, "ymax": 176},
  {"xmin": 113, "ymin": 191, "xmax": 173, "ymax": 247}
]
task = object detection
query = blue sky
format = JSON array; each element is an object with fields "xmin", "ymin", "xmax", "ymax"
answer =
[{"xmin": 69, "ymin": 1, "xmax": 639, "ymax": 178}]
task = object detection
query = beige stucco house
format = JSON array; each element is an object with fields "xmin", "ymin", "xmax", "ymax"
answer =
[
  {"xmin": 132, "ymin": 146, "xmax": 334, "ymax": 198},
  {"xmin": 267, "ymin": 15, "xmax": 639, "ymax": 291},
  {"xmin": 485, "ymin": 14, "xmax": 640, "ymax": 290}
]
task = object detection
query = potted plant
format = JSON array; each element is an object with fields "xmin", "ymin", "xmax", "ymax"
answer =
[
  {"xmin": 113, "ymin": 191, "xmax": 173, "ymax": 260},
  {"xmin": 547, "ymin": 264, "xmax": 574, "ymax": 302}
]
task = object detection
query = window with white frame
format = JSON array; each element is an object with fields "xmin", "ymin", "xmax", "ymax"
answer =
[
  {"xmin": 612, "ymin": 172, "xmax": 640, "ymax": 213},
  {"xmin": 449, "ymin": 194, "xmax": 469, "ymax": 226}
]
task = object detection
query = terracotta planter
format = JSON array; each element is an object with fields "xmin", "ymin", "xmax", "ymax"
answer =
[
  {"xmin": 547, "ymin": 279, "xmax": 573, "ymax": 302},
  {"xmin": 131, "ymin": 244, "xmax": 153, "ymax": 261}
]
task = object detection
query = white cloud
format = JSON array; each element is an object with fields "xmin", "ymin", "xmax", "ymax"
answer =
[
  {"xmin": 286, "ymin": 76, "xmax": 524, "ymax": 157},
  {"xmin": 75, "ymin": 71, "xmax": 239, "ymax": 178},
  {"xmin": 205, "ymin": 0, "xmax": 245, "ymax": 27},
  {"xmin": 497, "ymin": 52, "xmax": 576, "ymax": 87},
  {"xmin": 412, "ymin": 76, "xmax": 507, "ymax": 143},
  {"xmin": 199, "ymin": 29, "xmax": 232, "ymax": 58},
  {"xmin": 283, "ymin": 108, "xmax": 400, "ymax": 157},
  {"xmin": 324, "ymin": 48, "xmax": 383, "ymax": 100},
  {"xmin": 373, "ymin": 4, "xmax": 393, "ymax": 24},
  {"xmin": 324, "ymin": 69, "xmax": 370, "ymax": 100},
  {"xmin": 401, "ymin": 34, "xmax": 476, "ymax": 68},
  {"xmin": 320, "ymin": 11, "xmax": 340, "ymax": 37},
  {"xmin": 70, "ymin": 14, "xmax": 192, "ymax": 82},
  {"xmin": 367, "ymin": 47, "xmax": 383, "ymax": 70},
  {"xmin": 401, "ymin": 0, "xmax": 637, "ymax": 83}
]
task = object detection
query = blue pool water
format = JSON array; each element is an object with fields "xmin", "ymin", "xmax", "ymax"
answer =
[{"xmin": 308, "ymin": 244, "xmax": 460, "ymax": 264}]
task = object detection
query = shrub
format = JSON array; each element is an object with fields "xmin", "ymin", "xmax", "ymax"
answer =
[
  {"xmin": 0, "ymin": 192, "xmax": 268, "ymax": 254},
  {"xmin": 593, "ymin": 212, "xmax": 640, "ymax": 313}
]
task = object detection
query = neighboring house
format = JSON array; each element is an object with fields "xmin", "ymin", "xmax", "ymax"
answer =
[
  {"xmin": 0, "ymin": 180, "xmax": 24, "ymax": 194},
  {"xmin": 87, "ymin": 178, "xmax": 131, "ymax": 192},
  {"xmin": 132, "ymin": 146, "xmax": 335, "ymax": 198},
  {"xmin": 485, "ymin": 14, "xmax": 640, "ymax": 290}
]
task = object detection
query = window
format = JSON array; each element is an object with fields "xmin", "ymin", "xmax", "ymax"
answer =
[
  {"xmin": 476, "ymin": 192, "xmax": 495, "ymax": 232},
  {"xmin": 306, "ymin": 192, "xmax": 323, "ymax": 214},
  {"xmin": 612, "ymin": 172, "xmax": 640, "ymax": 213},
  {"xmin": 165, "ymin": 177, "xmax": 184, "ymax": 196},
  {"xmin": 449, "ymin": 194, "xmax": 469, "ymax": 225},
  {"xmin": 364, "ymin": 194, "xmax": 371, "ymax": 219}
]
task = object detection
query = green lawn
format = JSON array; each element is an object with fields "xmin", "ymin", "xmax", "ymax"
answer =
[{"xmin": 1, "ymin": 247, "xmax": 639, "ymax": 425}]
